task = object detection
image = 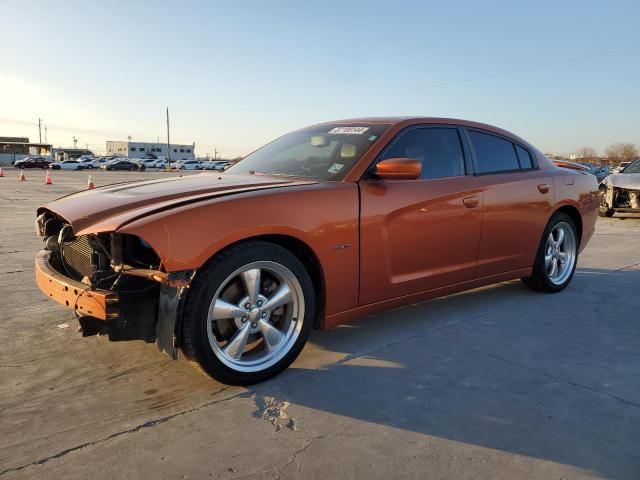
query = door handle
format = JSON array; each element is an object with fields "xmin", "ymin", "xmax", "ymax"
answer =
[
  {"xmin": 463, "ymin": 196, "xmax": 479, "ymax": 208},
  {"xmin": 538, "ymin": 184, "xmax": 550, "ymax": 194}
]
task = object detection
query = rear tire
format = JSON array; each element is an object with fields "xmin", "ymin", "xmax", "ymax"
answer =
[
  {"xmin": 521, "ymin": 212, "xmax": 578, "ymax": 293},
  {"xmin": 181, "ymin": 241, "xmax": 315, "ymax": 385}
]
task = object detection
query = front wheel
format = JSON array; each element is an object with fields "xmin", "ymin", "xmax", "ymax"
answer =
[
  {"xmin": 522, "ymin": 212, "xmax": 578, "ymax": 292},
  {"xmin": 181, "ymin": 241, "xmax": 315, "ymax": 385}
]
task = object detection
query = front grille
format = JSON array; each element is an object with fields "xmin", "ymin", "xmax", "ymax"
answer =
[{"xmin": 61, "ymin": 235, "xmax": 95, "ymax": 280}]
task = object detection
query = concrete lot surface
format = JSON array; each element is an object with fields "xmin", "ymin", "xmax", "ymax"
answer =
[{"xmin": 1, "ymin": 169, "xmax": 639, "ymax": 479}]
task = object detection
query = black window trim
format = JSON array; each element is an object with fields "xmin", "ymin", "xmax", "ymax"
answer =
[
  {"xmin": 463, "ymin": 127, "xmax": 539, "ymax": 176},
  {"xmin": 363, "ymin": 124, "xmax": 473, "ymax": 180}
]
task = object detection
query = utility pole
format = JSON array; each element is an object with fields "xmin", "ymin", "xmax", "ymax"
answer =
[
  {"xmin": 166, "ymin": 107, "xmax": 171, "ymax": 171},
  {"xmin": 72, "ymin": 136, "xmax": 77, "ymax": 149},
  {"xmin": 38, "ymin": 118, "xmax": 42, "ymax": 143}
]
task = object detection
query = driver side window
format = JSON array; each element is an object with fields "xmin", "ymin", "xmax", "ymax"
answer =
[{"xmin": 380, "ymin": 127, "xmax": 465, "ymax": 179}]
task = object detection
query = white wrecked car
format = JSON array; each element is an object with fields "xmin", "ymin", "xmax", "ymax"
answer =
[{"xmin": 599, "ymin": 158, "xmax": 640, "ymax": 217}]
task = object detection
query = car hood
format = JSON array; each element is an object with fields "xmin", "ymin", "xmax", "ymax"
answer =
[
  {"xmin": 602, "ymin": 173, "xmax": 640, "ymax": 189},
  {"xmin": 40, "ymin": 173, "xmax": 317, "ymax": 235}
]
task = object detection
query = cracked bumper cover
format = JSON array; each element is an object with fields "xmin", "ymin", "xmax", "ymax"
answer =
[{"xmin": 35, "ymin": 250, "xmax": 118, "ymax": 320}]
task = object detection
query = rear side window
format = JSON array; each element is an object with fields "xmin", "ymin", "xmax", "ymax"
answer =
[
  {"xmin": 515, "ymin": 144, "xmax": 533, "ymax": 169},
  {"xmin": 468, "ymin": 131, "xmax": 520, "ymax": 174},
  {"xmin": 380, "ymin": 127, "xmax": 464, "ymax": 179}
]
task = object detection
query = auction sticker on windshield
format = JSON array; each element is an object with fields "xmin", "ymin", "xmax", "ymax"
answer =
[
  {"xmin": 327, "ymin": 163, "xmax": 344, "ymax": 174},
  {"xmin": 328, "ymin": 127, "xmax": 369, "ymax": 134}
]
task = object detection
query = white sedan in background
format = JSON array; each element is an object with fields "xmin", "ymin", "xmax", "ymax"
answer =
[
  {"xmin": 178, "ymin": 160, "xmax": 203, "ymax": 170},
  {"xmin": 153, "ymin": 160, "xmax": 170, "ymax": 169},
  {"xmin": 133, "ymin": 158, "xmax": 159, "ymax": 169},
  {"xmin": 78, "ymin": 157, "xmax": 100, "ymax": 168},
  {"xmin": 50, "ymin": 160, "xmax": 87, "ymax": 170}
]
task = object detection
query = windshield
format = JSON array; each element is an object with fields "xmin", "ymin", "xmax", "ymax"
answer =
[
  {"xmin": 621, "ymin": 158, "xmax": 640, "ymax": 174},
  {"xmin": 226, "ymin": 123, "xmax": 390, "ymax": 180}
]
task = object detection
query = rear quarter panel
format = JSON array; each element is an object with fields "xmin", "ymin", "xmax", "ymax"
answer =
[
  {"xmin": 117, "ymin": 182, "xmax": 360, "ymax": 316},
  {"xmin": 552, "ymin": 169, "xmax": 599, "ymax": 252}
]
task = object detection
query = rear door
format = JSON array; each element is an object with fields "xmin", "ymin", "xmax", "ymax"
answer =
[
  {"xmin": 359, "ymin": 125, "xmax": 483, "ymax": 306},
  {"xmin": 465, "ymin": 129, "xmax": 554, "ymax": 277}
]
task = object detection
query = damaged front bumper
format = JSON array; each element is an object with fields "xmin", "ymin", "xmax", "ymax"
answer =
[
  {"xmin": 34, "ymin": 212, "xmax": 194, "ymax": 360},
  {"xmin": 36, "ymin": 249, "xmax": 119, "ymax": 320}
]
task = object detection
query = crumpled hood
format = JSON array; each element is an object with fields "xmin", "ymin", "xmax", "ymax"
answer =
[
  {"xmin": 602, "ymin": 173, "xmax": 640, "ymax": 189},
  {"xmin": 40, "ymin": 173, "xmax": 317, "ymax": 234}
]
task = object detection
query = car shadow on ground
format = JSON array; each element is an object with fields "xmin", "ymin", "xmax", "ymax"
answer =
[{"xmin": 245, "ymin": 267, "xmax": 640, "ymax": 479}]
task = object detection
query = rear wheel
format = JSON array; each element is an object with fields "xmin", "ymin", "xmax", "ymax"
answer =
[
  {"xmin": 181, "ymin": 241, "xmax": 315, "ymax": 385},
  {"xmin": 521, "ymin": 212, "xmax": 578, "ymax": 292}
]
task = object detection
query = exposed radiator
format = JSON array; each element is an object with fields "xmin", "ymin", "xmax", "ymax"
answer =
[{"xmin": 61, "ymin": 235, "xmax": 95, "ymax": 280}]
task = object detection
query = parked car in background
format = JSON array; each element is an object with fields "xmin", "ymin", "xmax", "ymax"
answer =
[
  {"xmin": 599, "ymin": 158, "xmax": 640, "ymax": 217},
  {"xmin": 78, "ymin": 157, "xmax": 100, "ymax": 169},
  {"xmin": 153, "ymin": 160, "xmax": 169, "ymax": 169},
  {"xmin": 100, "ymin": 159, "xmax": 145, "ymax": 171},
  {"xmin": 95, "ymin": 156, "xmax": 117, "ymax": 165},
  {"xmin": 201, "ymin": 160, "xmax": 231, "ymax": 171},
  {"xmin": 133, "ymin": 158, "xmax": 158, "ymax": 169},
  {"xmin": 14, "ymin": 157, "xmax": 52, "ymax": 169},
  {"xmin": 595, "ymin": 165, "xmax": 611, "ymax": 182},
  {"xmin": 201, "ymin": 161, "xmax": 221, "ymax": 170},
  {"xmin": 581, "ymin": 163, "xmax": 599, "ymax": 176},
  {"xmin": 34, "ymin": 117, "xmax": 599, "ymax": 385},
  {"xmin": 214, "ymin": 161, "xmax": 231, "ymax": 171},
  {"xmin": 50, "ymin": 160, "xmax": 86, "ymax": 170},
  {"xmin": 613, "ymin": 161, "xmax": 631, "ymax": 173},
  {"xmin": 178, "ymin": 160, "xmax": 203, "ymax": 170}
]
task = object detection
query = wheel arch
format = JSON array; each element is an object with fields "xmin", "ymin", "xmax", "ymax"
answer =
[
  {"xmin": 552, "ymin": 204, "xmax": 583, "ymax": 247},
  {"xmin": 192, "ymin": 234, "xmax": 326, "ymax": 330}
]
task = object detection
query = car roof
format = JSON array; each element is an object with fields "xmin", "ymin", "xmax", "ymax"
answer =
[{"xmin": 310, "ymin": 116, "xmax": 533, "ymax": 149}]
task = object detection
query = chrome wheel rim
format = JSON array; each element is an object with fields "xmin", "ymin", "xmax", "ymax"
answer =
[
  {"xmin": 206, "ymin": 261, "xmax": 304, "ymax": 372},
  {"xmin": 545, "ymin": 222, "xmax": 576, "ymax": 285}
]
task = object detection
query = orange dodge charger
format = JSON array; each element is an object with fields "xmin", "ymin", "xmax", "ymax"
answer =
[{"xmin": 35, "ymin": 117, "xmax": 599, "ymax": 384}]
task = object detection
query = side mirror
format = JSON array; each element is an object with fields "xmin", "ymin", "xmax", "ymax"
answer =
[{"xmin": 374, "ymin": 158, "xmax": 422, "ymax": 180}]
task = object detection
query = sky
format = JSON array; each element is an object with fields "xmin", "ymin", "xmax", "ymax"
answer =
[{"xmin": 1, "ymin": 0, "xmax": 639, "ymax": 158}]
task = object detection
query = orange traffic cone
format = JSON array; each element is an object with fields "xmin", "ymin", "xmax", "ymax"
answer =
[
  {"xmin": 87, "ymin": 173, "xmax": 95, "ymax": 190},
  {"xmin": 45, "ymin": 170, "xmax": 53, "ymax": 185},
  {"xmin": 0, "ymin": 166, "xmax": 5, "ymax": 177},
  {"xmin": 19, "ymin": 169, "xmax": 26, "ymax": 181}
]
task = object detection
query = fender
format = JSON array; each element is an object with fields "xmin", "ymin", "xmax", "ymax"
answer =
[{"xmin": 117, "ymin": 181, "xmax": 361, "ymax": 318}]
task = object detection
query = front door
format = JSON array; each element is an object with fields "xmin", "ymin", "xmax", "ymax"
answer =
[{"xmin": 359, "ymin": 126, "xmax": 483, "ymax": 306}]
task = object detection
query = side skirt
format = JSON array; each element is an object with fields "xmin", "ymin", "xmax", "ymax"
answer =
[{"xmin": 323, "ymin": 267, "xmax": 532, "ymax": 329}]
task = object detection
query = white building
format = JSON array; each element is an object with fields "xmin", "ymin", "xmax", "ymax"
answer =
[{"xmin": 106, "ymin": 141, "xmax": 195, "ymax": 161}]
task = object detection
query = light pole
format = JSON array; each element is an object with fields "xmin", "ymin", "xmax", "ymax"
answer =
[{"xmin": 166, "ymin": 107, "xmax": 172, "ymax": 172}]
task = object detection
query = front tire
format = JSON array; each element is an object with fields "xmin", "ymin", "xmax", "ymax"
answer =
[
  {"xmin": 521, "ymin": 212, "xmax": 578, "ymax": 293},
  {"xmin": 181, "ymin": 241, "xmax": 315, "ymax": 385}
]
